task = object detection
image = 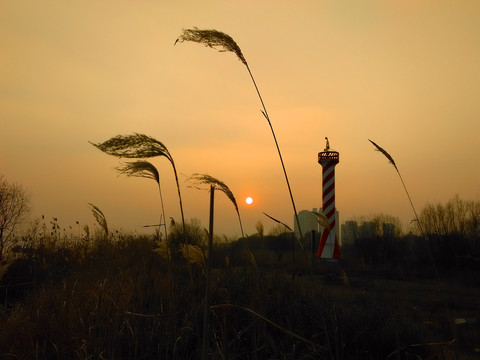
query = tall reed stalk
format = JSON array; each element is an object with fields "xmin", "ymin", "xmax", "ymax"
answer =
[
  {"xmin": 369, "ymin": 139, "xmax": 439, "ymax": 279},
  {"xmin": 115, "ymin": 160, "xmax": 168, "ymax": 240},
  {"xmin": 202, "ymin": 185, "xmax": 214, "ymax": 360},
  {"xmin": 176, "ymin": 28, "xmax": 304, "ymax": 244}
]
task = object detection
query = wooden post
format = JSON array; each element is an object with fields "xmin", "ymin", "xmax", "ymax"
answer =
[{"xmin": 202, "ymin": 185, "xmax": 215, "ymax": 360}]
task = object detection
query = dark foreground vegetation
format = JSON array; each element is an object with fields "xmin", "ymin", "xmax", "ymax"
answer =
[{"xmin": 0, "ymin": 218, "xmax": 479, "ymax": 360}]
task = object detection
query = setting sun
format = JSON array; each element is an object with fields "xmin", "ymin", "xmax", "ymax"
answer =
[{"xmin": 245, "ymin": 197, "xmax": 253, "ymax": 205}]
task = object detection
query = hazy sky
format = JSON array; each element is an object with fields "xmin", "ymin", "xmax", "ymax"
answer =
[{"xmin": 1, "ymin": 1, "xmax": 479, "ymax": 237}]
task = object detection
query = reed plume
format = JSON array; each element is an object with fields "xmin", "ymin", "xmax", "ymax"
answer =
[
  {"xmin": 176, "ymin": 28, "xmax": 303, "ymax": 244},
  {"xmin": 368, "ymin": 139, "xmax": 397, "ymax": 171},
  {"xmin": 91, "ymin": 133, "xmax": 171, "ymax": 159},
  {"xmin": 175, "ymin": 28, "xmax": 247, "ymax": 66},
  {"xmin": 90, "ymin": 133, "xmax": 185, "ymax": 233},
  {"xmin": 116, "ymin": 160, "xmax": 168, "ymax": 240},
  {"xmin": 88, "ymin": 203, "xmax": 108, "ymax": 237},
  {"xmin": 312, "ymin": 210, "xmax": 331, "ymax": 231},
  {"xmin": 187, "ymin": 173, "xmax": 244, "ymax": 238},
  {"xmin": 116, "ymin": 160, "xmax": 159, "ymax": 182}
]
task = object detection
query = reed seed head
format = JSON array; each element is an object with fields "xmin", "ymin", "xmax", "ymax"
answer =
[
  {"xmin": 312, "ymin": 211, "xmax": 331, "ymax": 231},
  {"xmin": 187, "ymin": 173, "xmax": 244, "ymax": 237},
  {"xmin": 369, "ymin": 139, "xmax": 398, "ymax": 171},
  {"xmin": 175, "ymin": 27, "xmax": 248, "ymax": 67},
  {"xmin": 88, "ymin": 203, "xmax": 108, "ymax": 236},
  {"xmin": 188, "ymin": 173, "xmax": 239, "ymax": 212},
  {"xmin": 90, "ymin": 133, "xmax": 173, "ymax": 162},
  {"xmin": 115, "ymin": 161, "xmax": 160, "ymax": 184}
]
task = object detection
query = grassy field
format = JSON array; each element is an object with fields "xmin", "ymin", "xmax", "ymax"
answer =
[{"xmin": 0, "ymin": 234, "xmax": 478, "ymax": 359}]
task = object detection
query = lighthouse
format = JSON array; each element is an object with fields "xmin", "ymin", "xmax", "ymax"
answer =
[{"xmin": 317, "ymin": 137, "xmax": 341, "ymax": 259}]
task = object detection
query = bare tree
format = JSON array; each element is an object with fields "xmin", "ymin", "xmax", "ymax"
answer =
[
  {"xmin": 419, "ymin": 195, "xmax": 480, "ymax": 266},
  {"xmin": 0, "ymin": 175, "xmax": 30, "ymax": 262}
]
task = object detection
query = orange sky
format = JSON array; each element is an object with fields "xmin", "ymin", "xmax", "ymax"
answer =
[{"xmin": 1, "ymin": 1, "xmax": 479, "ymax": 237}]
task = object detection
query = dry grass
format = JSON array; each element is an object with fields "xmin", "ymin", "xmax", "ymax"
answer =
[{"xmin": 1, "ymin": 227, "xmax": 478, "ymax": 359}]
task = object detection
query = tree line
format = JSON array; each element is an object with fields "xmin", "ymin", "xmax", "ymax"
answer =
[
  {"xmin": 342, "ymin": 195, "xmax": 480, "ymax": 273},
  {"xmin": 1, "ymin": 172, "xmax": 479, "ymax": 274}
]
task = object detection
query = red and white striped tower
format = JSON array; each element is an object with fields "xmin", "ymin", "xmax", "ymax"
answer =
[{"xmin": 317, "ymin": 137, "xmax": 341, "ymax": 259}]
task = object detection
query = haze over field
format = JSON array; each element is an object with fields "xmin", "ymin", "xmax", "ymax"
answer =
[{"xmin": 1, "ymin": 1, "xmax": 479, "ymax": 236}]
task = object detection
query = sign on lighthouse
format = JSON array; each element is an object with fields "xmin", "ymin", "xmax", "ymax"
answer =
[{"xmin": 317, "ymin": 137, "xmax": 341, "ymax": 259}]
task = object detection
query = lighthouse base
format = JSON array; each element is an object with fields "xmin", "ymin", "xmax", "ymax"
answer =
[{"xmin": 317, "ymin": 229, "xmax": 341, "ymax": 259}]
